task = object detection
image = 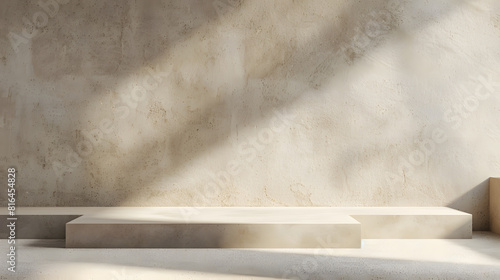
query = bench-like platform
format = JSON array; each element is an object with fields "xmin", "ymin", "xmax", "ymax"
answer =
[
  {"xmin": 0, "ymin": 207, "xmax": 472, "ymax": 248},
  {"xmin": 66, "ymin": 208, "xmax": 361, "ymax": 248}
]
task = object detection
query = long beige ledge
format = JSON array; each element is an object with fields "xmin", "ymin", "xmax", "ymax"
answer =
[{"xmin": 0, "ymin": 207, "xmax": 471, "ymax": 246}]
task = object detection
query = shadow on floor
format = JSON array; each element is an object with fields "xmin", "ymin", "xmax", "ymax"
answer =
[{"xmin": 19, "ymin": 232, "xmax": 500, "ymax": 279}]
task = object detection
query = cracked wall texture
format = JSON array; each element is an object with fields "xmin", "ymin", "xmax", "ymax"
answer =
[{"xmin": 1, "ymin": 0, "xmax": 500, "ymax": 230}]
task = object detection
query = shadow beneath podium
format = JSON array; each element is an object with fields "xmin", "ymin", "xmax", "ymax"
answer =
[
  {"xmin": 20, "ymin": 233, "xmax": 500, "ymax": 279},
  {"xmin": 25, "ymin": 239, "xmax": 66, "ymax": 248},
  {"xmin": 24, "ymin": 244, "xmax": 500, "ymax": 279}
]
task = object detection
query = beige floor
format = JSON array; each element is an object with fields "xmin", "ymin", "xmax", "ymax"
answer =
[{"xmin": 1, "ymin": 232, "xmax": 500, "ymax": 280}]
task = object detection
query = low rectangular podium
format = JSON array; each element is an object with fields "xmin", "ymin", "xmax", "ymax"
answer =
[{"xmin": 0, "ymin": 207, "xmax": 472, "ymax": 248}]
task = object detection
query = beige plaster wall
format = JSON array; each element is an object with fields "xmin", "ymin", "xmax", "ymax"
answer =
[
  {"xmin": 491, "ymin": 178, "xmax": 500, "ymax": 233},
  {"xmin": 1, "ymin": 0, "xmax": 500, "ymax": 230}
]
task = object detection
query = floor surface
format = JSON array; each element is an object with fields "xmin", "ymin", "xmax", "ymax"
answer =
[{"xmin": 1, "ymin": 232, "xmax": 500, "ymax": 279}]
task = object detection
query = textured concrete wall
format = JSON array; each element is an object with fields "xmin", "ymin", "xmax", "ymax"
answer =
[
  {"xmin": 1, "ymin": 0, "xmax": 499, "ymax": 230},
  {"xmin": 491, "ymin": 178, "xmax": 500, "ymax": 234}
]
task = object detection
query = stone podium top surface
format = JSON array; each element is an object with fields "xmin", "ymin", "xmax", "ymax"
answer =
[{"xmin": 67, "ymin": 207, "xmax": 362, "ymax": 224}]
